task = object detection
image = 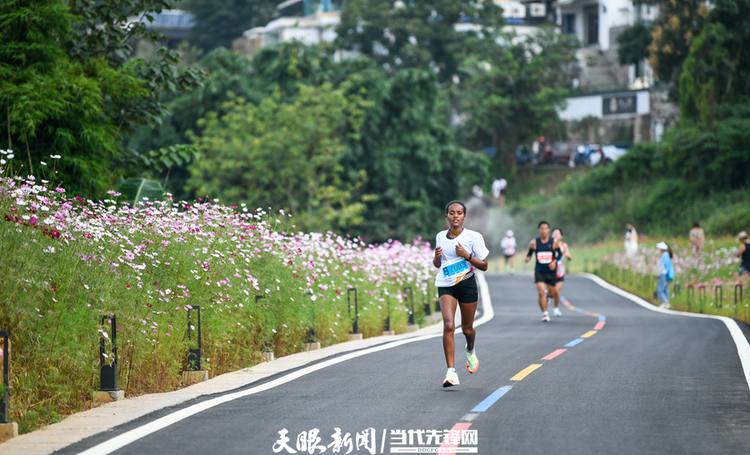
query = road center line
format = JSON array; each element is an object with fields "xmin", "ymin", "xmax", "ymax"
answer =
[
  {"xmin": 470, "ymin": 386, "xmax": 513, "ymax": 413},
  {"xmin": 581, "ymin": 330, "xmax": 598, "ymax": 338},
  {"xmin": 564, "ymin": 338, "xmax": 585, "ymax": 347},
  {"xmin": 438, "ymin": 422, "xmax": 473, "ymax": 455},
  {"xmin": 594, "ymin": 321, "xmax": 606, "ymax": 330},
  {"xmin": 541, "ymin": 349, "xmax": 567, "ymax": 360},
  {"xmin": 510, "ymin": 364, "xmax": 543, "ymax": 381}
]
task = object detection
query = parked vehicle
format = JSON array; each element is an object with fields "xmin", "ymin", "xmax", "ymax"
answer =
[
  {"xmin": 569, "ymin": 144, "xmax": 600, "ymax": 166},
  {"xmin": 548, "ymin": 142, "xmax": 574, "ymax": 165},
  {"xmin": 587, "ymin": 144, "xmax": 628, "ymax": 166},
  {"xmin": 516, "ymin": 145, "xmax": 535, "ymax": 166}
]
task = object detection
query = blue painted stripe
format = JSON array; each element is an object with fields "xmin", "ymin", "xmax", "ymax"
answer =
[
  {"xmin": 576, "ymin": 308, "xmax": 584, "ymax": 313},
  {"xmin": 565, "ymin": 338, "xmax": 585, "ymax": 347},
  {"xmin": 470, "ymin": 386, "xmax": 513, "ymax": 413},
  {"xmin": 598, "ymin": 315, "xmax": 607, "ymax": 321}
]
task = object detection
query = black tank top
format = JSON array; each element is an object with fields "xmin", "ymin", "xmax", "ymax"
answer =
[
  {"xmin": 535, "ymin": 237, "xmax": 555, "ymax": 272},
  {"xmin": 742, "ymin": 241, "xmax": 750, "ymax": 268}
]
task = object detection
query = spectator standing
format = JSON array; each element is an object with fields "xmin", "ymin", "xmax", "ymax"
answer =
[
  {"xmin": 500, "ymin": 230, "xmax": 517, "ymax": 274},
  {"xmin": 689, "ymin": 222, "xmax": 705, "ymax": 253},
  {"xmin": 656, "ymin": 241, "xmax": 674, "ymax": 309},
  {"xmin": 737, "ymin": 231, "xmax": 750, "ymax": 276},
  {"xmin": 498, "ymin": 177, "xmax": 507, "ymax": 205},
  {"xmin": 491, "ymin": 177, "xmax": 502, "ymax": 200},
  {"xmin": 624, "ymin": 223, "xmax": 638, "ymax": 256}
]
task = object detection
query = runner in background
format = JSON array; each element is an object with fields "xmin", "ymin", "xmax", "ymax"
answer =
[
  {"xmin": 498, "ymin": 177, "xmax": 507, "ymax": 206},
  {"xmin": 433, "ymin": 201, "xmax": 489, "ymax": 387},
  {"xmin": 500, "ymin": 230, "xmax": 517, "ymax": 275},
  {"xmin": 524, "ymin": 221, "xmax": 561, "ymax": 322},
  {"xmin": 491, "ymin": 177, "xmax": 502, "ymax": 201},
  {"xmin": 551, "ymin": 228, "xmax": 572, "ymax": 317}
]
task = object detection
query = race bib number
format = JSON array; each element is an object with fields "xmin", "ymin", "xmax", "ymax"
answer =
[
  {"xmin": 443, "ymin": 260, "xmax": 469, "ymax": 278},
  {"xmin": 537, "ymin": 251, "xmax": 553, "ymax": 264}
]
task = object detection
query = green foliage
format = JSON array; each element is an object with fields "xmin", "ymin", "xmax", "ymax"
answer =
[
  {"xmin": 188, "ymin": 83, "xmax": 368, "ymax": 233},
  {"xmin": 647, "ymin": 0, "xmax": 707, "ymax": 88},
  {"xmin": 617, "ymin": 21, "xmax": 652, "ymax": 66},
  {"xmin": 0, "ymin": 0, "xmax": 204, "ymax": 197},
  {"xmin": 679, "ymin": 0, "xmax": 750, "ymax": 124},
  {"xmin": 454, "ymin": 26, "xmax": 578, "ymax": 174},
  {"xmin": 116, "ymin": 177, "xmax": 165, "ymax": 206},
  {"xmin": 183, "ymin": 0, "xmax": 279, "ymax": 52},
  {"xmin": 335, "ymin": 0, "xmax": 505, "ymax": 82}
]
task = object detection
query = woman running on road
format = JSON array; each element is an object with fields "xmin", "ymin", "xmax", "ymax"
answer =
[
  {"xmin": 551, "ymin": 228, "xmax": 572, "ymax": 317},
  {"xmin": 433, "ymin": 201, "xmax": 489, "ymax": 387}
]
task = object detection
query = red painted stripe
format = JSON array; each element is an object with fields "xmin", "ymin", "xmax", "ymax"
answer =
[
  {"xmin": 439, "ymin": 422, "xmax": 473, "ymax": 455},
  {"xmin": 541, "ymin": 349, "xmax": 567, "ymax": 360},
  {"xmin": 584, "ymin": 311, "xmax": 593, "ymax": 315},
  {"xmin": 594, "ymin": 321, "xmax": 606, "ymax": 330},
  {"xmin": 562, "ymin": 300, "xmax": 571, "ymax": 307}
]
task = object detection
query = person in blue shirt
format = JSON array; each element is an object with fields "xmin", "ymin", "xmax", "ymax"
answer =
[{"xmin": 656, "ymin": 241, "xmax": 673, "ymax": 309}]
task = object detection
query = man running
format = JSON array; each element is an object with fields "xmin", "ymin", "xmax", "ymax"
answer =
[
  {"xmin": 551, "ymin": 228, "xmax": 572, "ymax": 317},
  {"xmin": 524, "ymin": 221, "xmax": 561, "ymax": 322},
  {"xmin": 433, "ymin": 201, "xmax": 489, "ymax": 387}
]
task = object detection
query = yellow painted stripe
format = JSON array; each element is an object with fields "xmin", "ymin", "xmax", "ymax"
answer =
[
  {"xmin": 581, "ymin": 330, "xmax": 598, "ymax": 338},
  {"xmin": 510, "ymin": 364, "xmax": 542, "ymax": 381},
  {"xmin": 568, "ymin": 305, "xmax": 577, "ymax": 310}
]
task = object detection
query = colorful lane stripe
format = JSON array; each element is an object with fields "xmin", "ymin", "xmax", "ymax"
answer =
[
  {"xmin": 438, "ymin": 422, "xmax": 473, "ymax": 455},
  {"xmin": 541, "ymin": 348, "xmax": 567, "ymax": 360},
  {"xmin": 470, "ymin": 386, "xmax": 513, "ymax": 413},
  {"xmin": 510, "ymin": 364, "xmax": 543, "ymax": 381}
]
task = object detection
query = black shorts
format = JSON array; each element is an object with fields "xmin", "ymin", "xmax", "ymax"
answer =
[
  {"xmin": 438, "ymin": 275, "xmax": 478, "ymax": 304},
  {"xmin": 500, "ymin": 189, "xmax": 507, "ymax": 196},
  {"xmin": 556, "ymin": 275, "xmax": 565, "ymax": 283},
  {"xmin": 534, "ymin": 271, "xmax": 557, "ymax": 286},
  {"xmin": 504, "ymin": 253, "xmax": 514, "ymax": 259}
]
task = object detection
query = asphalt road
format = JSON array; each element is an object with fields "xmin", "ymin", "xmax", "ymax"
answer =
[{"xmin": 58, "ymin": 274, "xmax": 750, "ymax": 455}]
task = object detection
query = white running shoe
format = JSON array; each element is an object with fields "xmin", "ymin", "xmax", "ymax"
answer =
[
  {"xmin": 542, "ymin": 313, "xmax": 551, "ymax": 322},
  {"xmin": 443, "ymin": 370, "xmax": 459, "ymax": 387},
  {"xmin": 553, "ymin": 307, "xmax": 562, "ymax": 317},
  {"xmin": 659, "ymin": 302, "xmax": 671, "ymax": 309}
]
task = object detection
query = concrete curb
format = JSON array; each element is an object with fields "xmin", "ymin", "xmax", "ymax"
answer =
[{"xmin": 0, "ymin": 314, "xmax": 448, "ymax": 455}]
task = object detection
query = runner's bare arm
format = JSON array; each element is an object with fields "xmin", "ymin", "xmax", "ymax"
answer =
[
  {"xmin": 525, "ymin": 239, "xmax": 536, "ymax": 263},
  {"xmin": 564, "ymin": 244, "xmax": 572, "ymax": 261},
  {"xmin": 739, "ymin": 243, "xmax": 746, "ymax": 258},
  {"xmin": 456, "ymin": 242, "xmax": 488, "ymax": 272},
  {"xmin": 433, "ymin": 246, "xmax": 443, "ymax": 268}
]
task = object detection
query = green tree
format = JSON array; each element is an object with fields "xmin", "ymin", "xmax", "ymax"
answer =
[
  {"xmin": 454, "ymin": 26, "xmax": 578, "ymax": 174},
  {"xmin": 188, "ymin": 83, "xmax": 368, "ymax": 232},
  {"xmin": 679, "ymin": 0, "xmax": 750, "ymax": 125},
  {"xmin": 0, "ymin": 0, "xmax": 204, "ymax": 196},
  {"xmin": 335, "ymin": 0, "xmax": 505, "ymax": 82},
  {"xmin": 183, "ymin": 0, "xmax": 280, "ymax": 52},
  {"xmin": 646, "ymin": 0, "xmax": 708, "ymax": 88},
  {"xmin": 617, "ymin": 21, "xmax": 652, "ymax": 66}
]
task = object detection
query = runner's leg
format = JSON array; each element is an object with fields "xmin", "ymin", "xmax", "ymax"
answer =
[
  {"xmin": 440, "ymin": 295, "xmax": 458, "ymax": 368},
  {"xmin": 458, "ymin": 301, "xmax": 478, "ymax": 351},
  {"xmin": 536, "ymin": 281, "xmax": 547, "ymax": 312},
  {"xmin": 554, "ymin": 281, "xmax": 562, "ymax": 308}
]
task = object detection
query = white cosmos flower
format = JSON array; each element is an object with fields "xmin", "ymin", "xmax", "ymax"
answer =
[{"xmin": 40, "ymin": 161, "xmax": 47, "ymax": 166}]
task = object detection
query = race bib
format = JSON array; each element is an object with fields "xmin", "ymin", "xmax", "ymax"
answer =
[
  {"xmin": 443, "ymin": 260, "xmax": 469, "ymax": 278},
  {"xmin": 537, "ymin": 251, "xmax": 553, "ymax": 264}
]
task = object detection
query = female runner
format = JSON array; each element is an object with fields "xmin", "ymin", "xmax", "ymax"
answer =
[{"xmin": 433, "ymin": 201, "xmax": 489, "ymax": 387}]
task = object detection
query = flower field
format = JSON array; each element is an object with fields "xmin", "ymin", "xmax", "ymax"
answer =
[
  {"xmin": 596, "ymin": 239, "xmax": 750, "ymax": 322},
  {"xmin": 0, "ymin": 173, "xmax": 438, "ymax": 433}
]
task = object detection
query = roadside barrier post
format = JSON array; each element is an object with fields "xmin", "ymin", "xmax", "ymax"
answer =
[
  {"xmin": 93, "ymin": 315, "xmax": 124, "ymax": 404},
  {"xmin": 182, "ymin": 306, "xmax": 208, "ymax": 385},
  {"xmin": 256, "ymin": 295, "xmax": 274, "ymax": 361},
  {"xmin": 735, "ymin": 284, "xmax": 743, "ymax": 318},
  {"xmin": 422, "ymin": 281, "xmax": 432, "ymax": 316},
  {"xmin": 347, "ymin": 289, "xmax": 362, "ymax": 341},
  {"xmin": 715, "ymin": 285, "xmax": 723, "ymax": 310},
  {"xmin": 687, "ymin": 284, "xmax": 694, "ymax": 311},
  {"xmin": 405, "ymin": 286, "xmax": 419, "ymax": 332},
  {"xmin": 699, "ymin": 286, "xmax": 706, "ymax": 313},
  {"xmin": 304, "ymin": 293, "xmax": 321, "ymax": 351},
  {"xmin": 0, "ymin": 330, "xmax": 17, "ymax": 441},
  {"xmin": 383, "ymin": 291, "xmax": 394, "ymax": 336}
]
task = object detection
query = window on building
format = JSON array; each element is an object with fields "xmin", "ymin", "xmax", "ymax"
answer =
[{"xmin": 562, "ymin": 14, "xmax": 575, "ymax": 35}]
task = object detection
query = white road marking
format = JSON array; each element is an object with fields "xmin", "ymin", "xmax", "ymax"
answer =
[
  {"xmin": 76, "ymin": 274, "xmax": 494, "ymax": 455},
  {"xmin": 581, "ymin": 273, "xmax": 750, "ymax": 391}
]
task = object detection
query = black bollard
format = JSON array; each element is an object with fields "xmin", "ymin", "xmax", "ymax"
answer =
[
  {"xmin": 422, "ymin": 281, "xmax": 432, "ymax": 316},
  {"xmin": 347, "ymin": 288, "xmax": 359, "ymax": 334},
  {"xmin": 715, "ymin": 285, "xmax": 723, "ymax": 309},
  {"xmin": 0, "ymin": 331, "xmax": 8, "ymax": 423},
  {"xmin": 99, "ymin": 315, "xmax": 118, "ymax": 392},
  {"xmin": 404, "ymin": 286, "xmax": 414, "ymax": 325},
  {"xmin": 187, "ymin": 306, "xmax": 202, "ymax": 371}
]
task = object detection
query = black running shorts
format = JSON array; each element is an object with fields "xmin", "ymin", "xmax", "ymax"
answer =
[
  {"xmin": 534, "ymin": 271, "xmax": 557, "ymax": 286},
  {"xmin": 438, "ymin": 275, "xmax": 478, "ymax": 304}
]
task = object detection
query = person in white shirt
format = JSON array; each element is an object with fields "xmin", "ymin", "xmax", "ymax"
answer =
[
  {"xmin": 624, "ymin": 223, "xmax": 638, "ymax": 256},
  {"xmin": 433, "ymin": 201, "xmax": 489, "ymax": 388},
  {"xmin": 500, "ymin": 230, "xmax": 517, "ymax": 274},
  {"xmin": 491, "ymin": 177, "xmax": 507, "ymax": 205}
]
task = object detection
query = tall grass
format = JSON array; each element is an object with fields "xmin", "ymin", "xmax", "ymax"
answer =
[{"xmin": 0, "ymin": 174, "xmax": 438, "ymax": 433}]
